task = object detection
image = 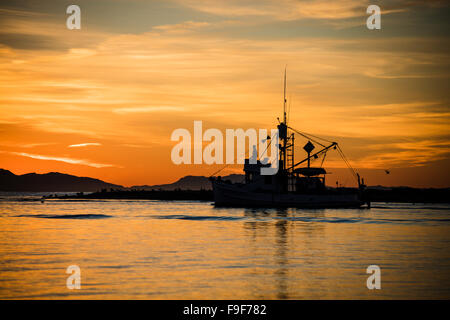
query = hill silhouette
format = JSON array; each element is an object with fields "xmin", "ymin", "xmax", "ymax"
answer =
[
  {"xmin": 1, "ymin": 169, "xmax": 448, "ymax": 203},
  {"xmin": 0, "ymin": 169, "xmax": 243, "ymax": 192},
  {"xmin": 131, "ymin": 174, "xmax": 244, "ymax": 191},
  {"xmin": 0, "ymin": 169, "xmax": 123, "ymax": 192}
]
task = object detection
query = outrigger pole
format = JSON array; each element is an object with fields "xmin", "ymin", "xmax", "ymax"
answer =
[
  {"xmin": 286, "ymin": 126, "xmax": 361, "ymax": 187},
  {"xmin": 281, "ymin": 67, "xmax": 288, "ymax": 172},
  {"xmin": 283, "ymin": 67, "xmax": 287, "ymax": 125},
  {"xmin": 287, "ymin": 142, "xmax": 337, "ymax": 170}
]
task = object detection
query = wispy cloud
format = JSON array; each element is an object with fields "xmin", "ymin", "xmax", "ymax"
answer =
[
  {"xmin": 0, "ymin": 142, "xmax": 56, "ymax": 148},
  {"xmin": 113, "ymin": 106, "xmax": 186, "ymax": 114},
  {"xmin": 0, "ymin": 0, "xmax": 448, "ymax": 187},
  {"xmin": 68, "ymin": 143, "xmax": 102, "ymax": 148},
  {"xmin": 3, "ymin": 151, "xmax": 117, "ymax": 168},
  {"xmin": 357, "ymin": 140, "xmax": 450, "ymax": 168},
  {"xmin": 173, "ymin": 0, "xmax": 368, "ymax": 21},
  {"xmin": 153, "ymin": 21, "xmax": 210, "ymax": 34},
  {"xmin": 173, "ymin": 0, "xmax": 446, "ymax": 21}
]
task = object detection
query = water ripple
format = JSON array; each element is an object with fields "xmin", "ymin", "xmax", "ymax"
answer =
[
  {"xmin": 153, "ymin": 214, "xmax": 244, "ymax": 221},
  {"xmin": 15, "ymin": 213, "xmax": 112, "ymax": 219}
]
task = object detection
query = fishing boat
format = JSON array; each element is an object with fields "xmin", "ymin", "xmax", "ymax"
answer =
[{"xmin": 210, "ymin": 71, "xmax": 369, "ymax": 208}]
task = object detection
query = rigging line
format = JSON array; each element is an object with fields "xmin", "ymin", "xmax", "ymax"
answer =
[
  {"xmin": 294, "ymin": 128, "xmax": 334, "ymax": 144},
  {"xmin": 287, "ymin": 94, "xmax": 292, "ymax": 125},
  {"xmin": 337, "ymin": 146, "xmax": 359, "ymax": 182},
  {"xmin": 287, "ymin": 126, "xmax": 320, "ymax": 146},
  {"xmin": 337, "ymin": 146, "xmax": 356, "ymax": 175},
  {"xmin": 288, "ymin": 128, "xmax": 326, "ymax": 148},
  {"xmin": 259, "ymin": 133, "xmax": 274, "ymax": 159},
  {"xmin": 287, "ymin": 126, "xmax": 326, "ymax": 147},
  {"xmin": 337, "ymin": 148, "xmax": 352, "ymax": 174},
  {"xmin": 336, "ymin": 148, "xmax": 350, "ymax": 172},
  {"xmin": 209, "ymin": 131, "xmax": 277, "ymax": 178},
  {"xmin": 320, "ymin": 152, "xmax": 327, "ymax": 168},
  {"xmin": 288, "ymin": 125, "xmax": 334, "ymax": 144},
  {"xmin": 338, "ymin": 152, "xmax": 357, "ymax": 184}
]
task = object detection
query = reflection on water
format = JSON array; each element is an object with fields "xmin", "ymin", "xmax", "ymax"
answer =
[
  {"xmin": 274, "ymin": 210, "xmax": 288, "ymax": 299},
  {"xmin": 0, "ymin": 196, "xmax": 449, "ymax": 299}
]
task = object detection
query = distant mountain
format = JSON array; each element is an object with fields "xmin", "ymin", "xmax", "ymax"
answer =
[
  {"xmin": 131, "ymin": 174, "xmax": 244, "ymax": 191},
  {"xmin": 0, "ymin": 168, "xmax": 244, "ymax": 192},
  {"xmin": 0, "ymin": 169, "xmax": 123, "ymax": 192}
]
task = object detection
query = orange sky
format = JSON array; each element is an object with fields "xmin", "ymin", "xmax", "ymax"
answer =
[{"xmin": 0, "ymin": 0, "xmax": 449, "ymax": 187}]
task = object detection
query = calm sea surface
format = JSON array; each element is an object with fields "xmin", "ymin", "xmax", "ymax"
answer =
[{"xmin": 0, "ymin": 193, "xmax": 449, "ymax": 299}]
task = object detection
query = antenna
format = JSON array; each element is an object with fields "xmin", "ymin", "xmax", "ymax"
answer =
[
  {"xmin": 283, "ymin": 66, "xmax": 287, "ymax": 125},
  {"xmin": 287, "ymin": 94, "xmax": 292, "ymax": 125}
]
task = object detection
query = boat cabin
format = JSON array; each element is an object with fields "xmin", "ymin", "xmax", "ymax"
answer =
[
  {"xmin": 293, "ymin": 167, "xmax": 327, "ymax": 192},
  {"xmin": 243, "ymin": 158, "xmax": 327, "ymax": 193}
]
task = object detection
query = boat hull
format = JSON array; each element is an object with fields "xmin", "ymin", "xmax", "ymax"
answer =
[{"xmin": 212, "ymin": 181, "xmax": 364, "ymax": 208}]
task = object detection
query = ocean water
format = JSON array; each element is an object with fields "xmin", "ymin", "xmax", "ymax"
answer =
[{"xmin": 0, "ymin": 193, "xmax": 449, "ymax": 299}]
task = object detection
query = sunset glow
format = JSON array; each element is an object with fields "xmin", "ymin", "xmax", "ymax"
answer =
[{"xmin": 0, "ymin": 0, "xmax": 449, "ymax": 187}]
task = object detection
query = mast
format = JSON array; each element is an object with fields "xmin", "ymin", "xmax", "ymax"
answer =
[
  {"xmin": 282, "ymin": 68, "xmax": 287, "ymax": 172},
  {"xmin": 277, "ymin": 67, "xmax": 289, "ymax": 182},
  {"xmin": 283, "ymin": 67, "xmax": 287, "ymax": 125}
]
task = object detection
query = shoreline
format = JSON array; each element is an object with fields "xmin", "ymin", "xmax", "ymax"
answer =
[{"xmin": 40, "ymin": 187, "xmax": 450, "ymax": 204}]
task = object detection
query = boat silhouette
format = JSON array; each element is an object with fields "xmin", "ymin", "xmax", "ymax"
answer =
[{"xmin": 210, "ymin": 70, "xmax": 368, "ymax": 208}]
